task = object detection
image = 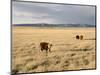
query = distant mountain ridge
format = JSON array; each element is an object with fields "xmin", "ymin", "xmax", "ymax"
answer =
[{"xmin": 13, "ymin": 23, "xmax": 95, "ymax": 27}]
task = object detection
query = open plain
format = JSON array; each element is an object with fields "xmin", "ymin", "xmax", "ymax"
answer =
[{"xmin": 12, "ymin": 27, "xmax": 96, "ymax": 73}]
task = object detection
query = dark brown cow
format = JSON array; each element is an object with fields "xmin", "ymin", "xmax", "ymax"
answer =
[
  {"xmin": 40, "ymin": 42, "xmax": 52, "ymax": 52},
  {"xmin": 76, "ymin": 35, "xmax": 80, "ymax": 40}
]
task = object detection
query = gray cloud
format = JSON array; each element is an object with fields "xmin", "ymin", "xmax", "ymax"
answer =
[{"xmin": 12, "ymin": 1, "xmax": 95, "ymax": 25}]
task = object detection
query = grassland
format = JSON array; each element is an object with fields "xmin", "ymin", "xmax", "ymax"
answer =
[{"xmin": 12, "ymin": 27, "xmax": 96, "ymax": 73}]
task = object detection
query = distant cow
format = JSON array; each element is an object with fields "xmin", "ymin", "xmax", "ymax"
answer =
[
  {"xmin": 76, "ymin": 35, "xmax": 80, "ymax": 40},
  {"xmin": 40, "ymin": 42, "xmax": 52, "ymax": 52},
  {"xmin": 80, "ymin": 35, "xmax": 83, "ymax": 40}
]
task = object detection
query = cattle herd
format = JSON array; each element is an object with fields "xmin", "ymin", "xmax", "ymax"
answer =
[
  {"xmin": 76, "ymin": 35, "xmax": 83, "ymax": 40},
  {"xmin": 40, "ymin": 35, "xmax": 83, "ymax": 52}
]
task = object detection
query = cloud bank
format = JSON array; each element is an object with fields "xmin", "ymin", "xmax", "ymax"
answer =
[{"xmin": 12, "ymin": 1, "xmax": 96, "ymax": 25}]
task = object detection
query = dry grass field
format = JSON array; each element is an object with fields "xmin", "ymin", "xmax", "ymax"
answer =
[{"xmin": 12, "ymin": 27, "xmax": 96, "ymax": 73}]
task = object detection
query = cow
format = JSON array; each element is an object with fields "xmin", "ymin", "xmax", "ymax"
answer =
[
  {"xmin": 80, "ymin": 35, "xmax": 83, "ymax": 40},
  {"xmin": 40, "ymin": 42, "xmax": 52, "ymax": 52},
  {"xmin": 76, "ymin": 35, "xmax": 80, "ymax": 40}
]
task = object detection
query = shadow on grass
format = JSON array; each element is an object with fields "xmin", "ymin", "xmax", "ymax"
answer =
[
  {"xmin": 51, "ymin": 48, "xmax": 92, "ymax": 53},
  {"xmin": 84, "ymin": 38, "xmax": 96, "ymax": 40}
]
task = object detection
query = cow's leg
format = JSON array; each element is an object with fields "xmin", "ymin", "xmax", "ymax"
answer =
[
  {"xmin": 41, "ymin": 48, "xmax": 43, "ymax": 51},
  {"xmin": 46, "ymin": 49, "xmax": 48, "ymax": 52}
]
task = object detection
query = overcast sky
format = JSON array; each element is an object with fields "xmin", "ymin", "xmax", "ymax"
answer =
[{"xmin": 12, "ymin": 1, "xmax": 96, "ymax": 25}]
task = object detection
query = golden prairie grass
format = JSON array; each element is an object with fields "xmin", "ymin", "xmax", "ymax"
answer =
[{"xmin": 12, "ymin": 27, "xmax": 96, "ymax": 73}]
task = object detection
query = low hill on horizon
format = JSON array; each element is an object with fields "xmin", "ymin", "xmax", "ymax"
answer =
[{"xmin": 13, "ymin": 23, "xmax": 95, "ymax": 27}]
